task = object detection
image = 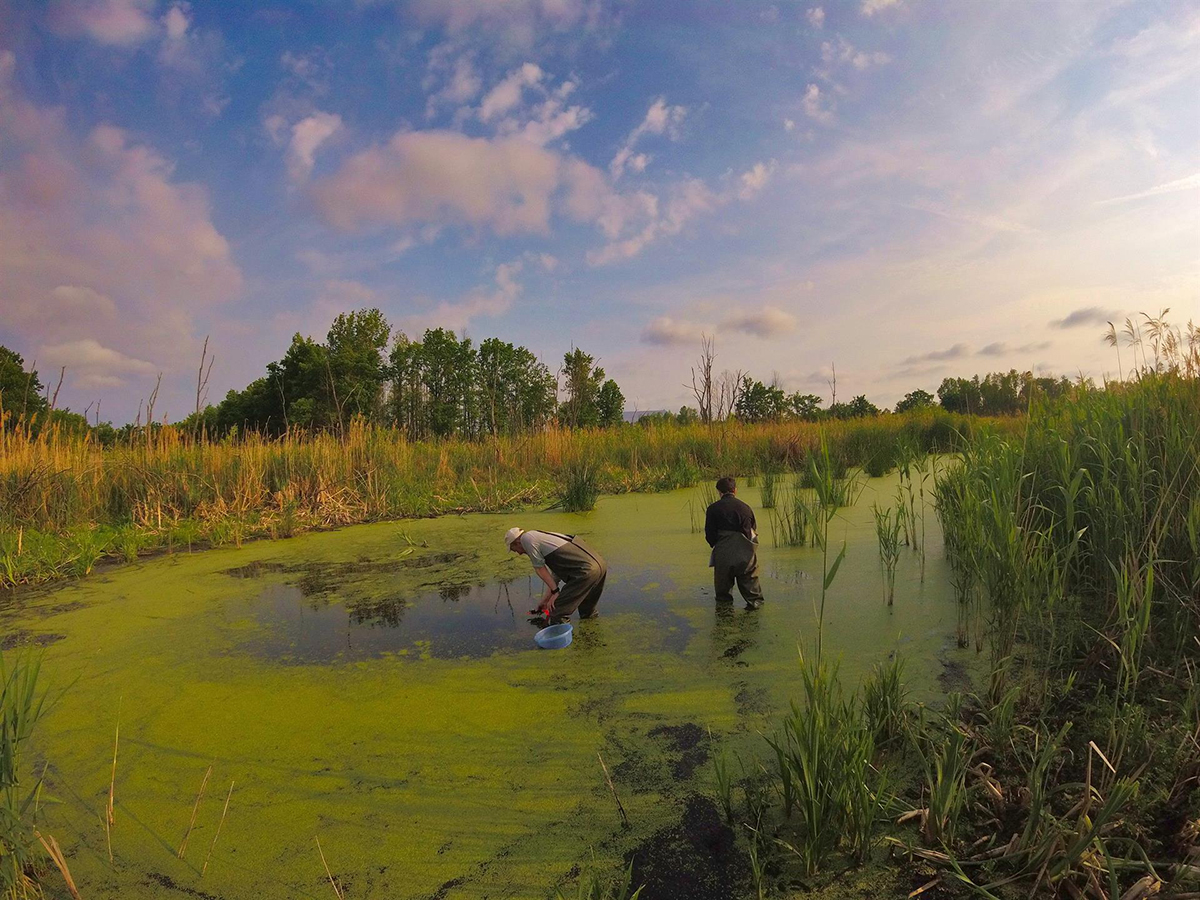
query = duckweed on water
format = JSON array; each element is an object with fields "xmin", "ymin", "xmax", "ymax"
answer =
[{"xmin": 2, "ymin": 475, "xmax": 967, "ymax": 898}]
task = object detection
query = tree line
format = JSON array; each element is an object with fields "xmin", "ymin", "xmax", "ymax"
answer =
[
  {"xmin": 1, "ymin": 321, "xmax": 1077, "ymax": 442},
  {"xmin": 189, "ymin": 308, "xmax": 625, "ymax": 438}
]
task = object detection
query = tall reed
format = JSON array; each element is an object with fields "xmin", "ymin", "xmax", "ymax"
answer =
[
  {"xmin": 0, "ymin": 412, "xmax": 994, "ymax": 590},
  {"xmin": 871, "ymin": 503, "xmax": 902, "ymax": 606},
  {"xmin": 0, "ymin": 653, "xmax": 53, "ymax": 899}
]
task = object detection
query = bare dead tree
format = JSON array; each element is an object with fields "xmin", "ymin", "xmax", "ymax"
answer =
[
  {"xmin": 827, "ymin": 362, "xmax": 837, "ymax": 408},
  {"xmin": 689, "ymin": 335, "xmax": 716, "ymax": 424},
  {"xmin": 145, "ymin": 374, "xmax": 162, "ymax": 445},
  {"xmin": 715, "ymin": 368, "xmax": 744, "ymax": 422},
  {"xmin": 48, "ymin": 366, "xmax": 65, "ymax": 411},
  {"xmin": 324, "ymin": 353, "xmax": 346, "ymax": 437},
  {"xmin": 195, "ymin": 336, "xmax": 214, "ymax": 419},
  {"xmin": 95, "ymin": 399, "xmax": 101, "ymax": 427}
]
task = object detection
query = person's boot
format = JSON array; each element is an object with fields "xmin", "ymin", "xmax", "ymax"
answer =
[{"xmin": 743, "ymin": 599, "xmax": 764, "ymax": 611}]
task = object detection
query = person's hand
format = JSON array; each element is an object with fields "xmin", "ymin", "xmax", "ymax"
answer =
[{"xmin": 542, "ymin": 590, "xmax": 559, "ymax": 614}]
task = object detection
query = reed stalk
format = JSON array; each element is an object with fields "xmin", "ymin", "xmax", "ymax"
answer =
[{"xmin": 177, "ymin": 763, "xmax": 213, "ymax": 860}]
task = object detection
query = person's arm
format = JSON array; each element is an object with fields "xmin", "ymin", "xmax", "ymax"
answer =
[
  {"xmin": 705, "ymin": 504, "xmax": 719, "ymax": 547},
  {"xmin": 744, "ymin": 505, "xmax": 757, "ymax": 541},
  {"xmin": 533, "ymin": 565, "xmax": 559, "ymax": 609}
]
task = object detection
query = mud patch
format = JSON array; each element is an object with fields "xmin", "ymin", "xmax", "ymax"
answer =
[
  {"xmin": 144, "ymin": 872, "xmax": 226, "ymax": 899},
  {"xmin": 937, "ymin": 658, "xmax": 971, "ymax": 692},
  {"xmin": 648, "ymin": 723, "xmax": 710, "ymax": 780},
  {"xmin": 627, "ymin": 794, "xmax": 748, "ymax": 900},
  {"xmin": 1, "ymin": 631, "xmax": 65, "ymax": 650}
]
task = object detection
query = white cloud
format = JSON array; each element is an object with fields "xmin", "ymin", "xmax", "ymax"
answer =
[
  {"xmin": 642, "ymin": 316, "xmax": 709, "ymax": 346},
  {"xmin": 1096, "ymin": 172, "xmax": 1200, "ymax": 205},
  {"xmin": 48, "ymin": 286, "xmax": 118, "ymax": 319},
  {"xmin": 424, "ymin": 52, "xmax": 481, "ymax": 117},
  {"xmin": 588, "ymin": 160, "xmax": 775, "ymax": 265},
  {"xmin": 0, "ymin": 66, "xmax": 241, "ymax": 409},
  {"xmin": 401, "ymin": 0, "xmax": 602, "ymax": 49},
  {"xmin": 861, "ymin": 0, "xmax": 902, "ymax": 16},
  {"xmin": 738, "ymin": 161, "xmax": 776, "ymax": 199},
  {"xmin": 642, "ymin": 306, "xmax": 797, "ymax": 344},
  {"xmin": 491, "ymin": 77, "xmax": 593, "ymax": 147},
  {"xmin": 801, "ymin": 83, "xmax": 834, "ymax": 123},
  {"xmin": 725, "ymin": 306, "xmax": 797, "ymax": 338},
  {"xmin": 901, "ymin": 344, "xmax": 971, "ymax": 365},
  {"xmin": 1050, "ymin": 307, "xmax": 1119, "ymax": 330},
  {"xmin": 162, "ymin": 4, "xmax": 189, "ymax": 41},
  {"xmin": 37, "ymin": 339, "xmax": 157, "ymax": 389},
  {"xmin": 50, "ymin": 0, "xmax": 158, "ymax": 46},
  {"xmin": 406, "ymin": 260, "xmax": 525, "ymax": 332},
  {"xmin": 313, "ymin": 130, "xmax": 587, "ymax": 235},
  {"xmin": 479, "ymin": 62, "xmax": 544, "ymax": 122},
  {"xmin": 611, "ymin": 96, "xmax": 687, "ymax": 180},
  {"xmin": 806, "ymin": 7, "xmax": 825, "ymax": 28},
  {"xmin": 784, "ymin": 118, "xmax": 796, "ymax": 132},
  {"xmin": 286, "ymin": 111, "xmax": 343, "ymax": 182},
  {"xmin": 821, "ymin": 36, "xmax": 891, "ymax": 70}
]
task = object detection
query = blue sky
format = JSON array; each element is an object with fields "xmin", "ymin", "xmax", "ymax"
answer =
[{"xmin": 1, "ymin": 0, "xmax": 1197, "ymax": 422}]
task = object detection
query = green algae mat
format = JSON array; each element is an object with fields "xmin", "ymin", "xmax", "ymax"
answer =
[{"xmin": 3, "ymin": 474, "xmax": 971, "ymax": 899}]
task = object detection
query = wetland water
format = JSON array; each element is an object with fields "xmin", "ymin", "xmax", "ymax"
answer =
[{"xmin": 4, "ymin": 473, "xmax": 974, "ymax": 899}]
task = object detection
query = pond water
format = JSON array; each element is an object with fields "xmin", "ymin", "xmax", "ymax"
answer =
[{"xmin": 2, "ymin": 473, "xmax": 977, "ymax": 899}]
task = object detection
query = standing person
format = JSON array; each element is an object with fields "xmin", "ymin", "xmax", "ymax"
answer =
[
  {"xmin": 705, "ymin": 477, "xmax": 765, "ymax": 610},
  {"xmin": 505, "ymin": 527, "xmax": 607, "ymax": 623}
]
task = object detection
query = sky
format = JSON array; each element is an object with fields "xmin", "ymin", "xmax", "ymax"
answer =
[{"xmin": 0, "ymin": 0, "xmax": 1197, "ymax": 424}]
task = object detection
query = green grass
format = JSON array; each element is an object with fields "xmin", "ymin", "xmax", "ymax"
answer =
[
  {"xmin": 0, "ymin": 652, "xmax": 53, "ymax": 899},
  {"xmin": 1, "ymin": 411, "xmax": 1000, "ymax": 591}
]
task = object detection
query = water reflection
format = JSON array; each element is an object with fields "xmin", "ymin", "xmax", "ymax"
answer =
[{"xmin": 239, "ymin": 572, "xmax": 692, "ymax": 663}]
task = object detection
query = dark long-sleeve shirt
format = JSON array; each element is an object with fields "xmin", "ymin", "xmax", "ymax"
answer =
[{"xmin": 705, "ymin": 493, "xmax": 757, "ymax": 548}]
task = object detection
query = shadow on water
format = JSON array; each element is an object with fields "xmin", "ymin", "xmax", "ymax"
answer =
[{"xmin": 228, "ymin": 563, "xmax": 695, "ymax": 662}]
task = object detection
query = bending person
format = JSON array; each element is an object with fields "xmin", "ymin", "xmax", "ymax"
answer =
[
  {"xmin": 505, "ymin": 527, "xmax": 607, "ymax": 623},
  {"xmin": 704, "ymin": 476, "xmax": 765, "ymax": 610}
]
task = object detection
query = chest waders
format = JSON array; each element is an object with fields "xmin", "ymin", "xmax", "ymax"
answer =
[
  {"xmin": 541, "ymin": 532, "xmax": 608, "ymax": 620},
  {"xmin": 711, "ymin": 531, "xmax": 764, "ymax": 607}
]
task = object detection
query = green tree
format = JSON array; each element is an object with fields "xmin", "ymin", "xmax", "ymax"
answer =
[
  {"xmin": 736, "ymin": 377, "xmax": 787, "ymax": 422},
  {"xmin": 478, "ymin": 338, "xmax": 556, "ymax": 435},
  {"xmin": 559, "ymin": 348, "xmax": 606, "ymax": 428},
  {"xmin": 596, "ymin": 379, "xmax": 626, "ymax": 428},
  {"xmin": 0, "ymin": 346, "xmax": 48, "ymax": 428},
  {"xmin": 326, "ymin": 308, "xmax": 391, "ymax": 426},
  {"xmin": 895, "ymin": 388, "xmax": 935, "ymax": 413},
  {"xmin": 789, "ymin": 392, "xmax": 824, "ymax": 420}
]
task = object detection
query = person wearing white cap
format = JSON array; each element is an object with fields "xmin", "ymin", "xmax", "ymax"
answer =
[{"xmin": 505, "ymin": 526, "xmax": 607, "ymax": 622}]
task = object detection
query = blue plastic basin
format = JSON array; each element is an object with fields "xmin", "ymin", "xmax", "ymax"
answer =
[{"xmin": 534, "ymin": 622, "xmax": 573, "ymax": 650}]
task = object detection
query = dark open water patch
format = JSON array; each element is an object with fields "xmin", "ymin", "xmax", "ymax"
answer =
[
  {"xmin": 627, "ymin": 794, "xmax": 749, "ymax": 900},
  {"xmin": 0, "ymin": 630, "xmax": 65, "ymax": 651},
  {"xmin": 233, "ymin": 567, "xmax": 694, "ymax": 663}
]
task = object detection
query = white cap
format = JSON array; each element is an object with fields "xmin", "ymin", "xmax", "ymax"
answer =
[{"xmin": 504, "ymin": 527, "xmax": 524, "ymax": 550}]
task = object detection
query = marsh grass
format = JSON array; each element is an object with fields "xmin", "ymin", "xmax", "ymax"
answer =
[
  {"xmin": 559, "ymin": 457, "xmax": 600, "ymax": 512},
  {"xmin": 768, "ymin": 653, "xmax": 888, "ymax": 875},
  {"xmin": 0, "ymin": 412, "xmax": 990, "ymax": 590},
  {"xmin": 871, "ymin": 503, "xmax": 902, "ymax": 606},
  {"xmin": 770, "ymin": 482, "xmax": 818, "ymax": 549},
  {"xmin": 759, "ymin": 470, "xmax": 779, "ymax": 509},
  {"xmin": 0, "ymin": 652, "xmax": 54, "ymax": 899},
  {"xmin": 556, "ymin": 856, "xmax": 643, "ymax": 900}
]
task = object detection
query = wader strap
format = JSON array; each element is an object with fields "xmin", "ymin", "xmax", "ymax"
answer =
[{"xmin": 532, "ymin": 530, "xmax": 602, "ymax": 566}]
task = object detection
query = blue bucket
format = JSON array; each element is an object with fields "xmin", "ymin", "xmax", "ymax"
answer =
[{"xmin": 534, "ymin": 622, "xmax": 573, "ymax": 650}]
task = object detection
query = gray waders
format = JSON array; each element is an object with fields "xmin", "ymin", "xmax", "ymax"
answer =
[
  {"xmin": 710, "ymin": 530, "xmax": 764, "ymax": 607},
  {"xmin": 544, "ymin": 535, "xmax": 608, "ymax": 620}
]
